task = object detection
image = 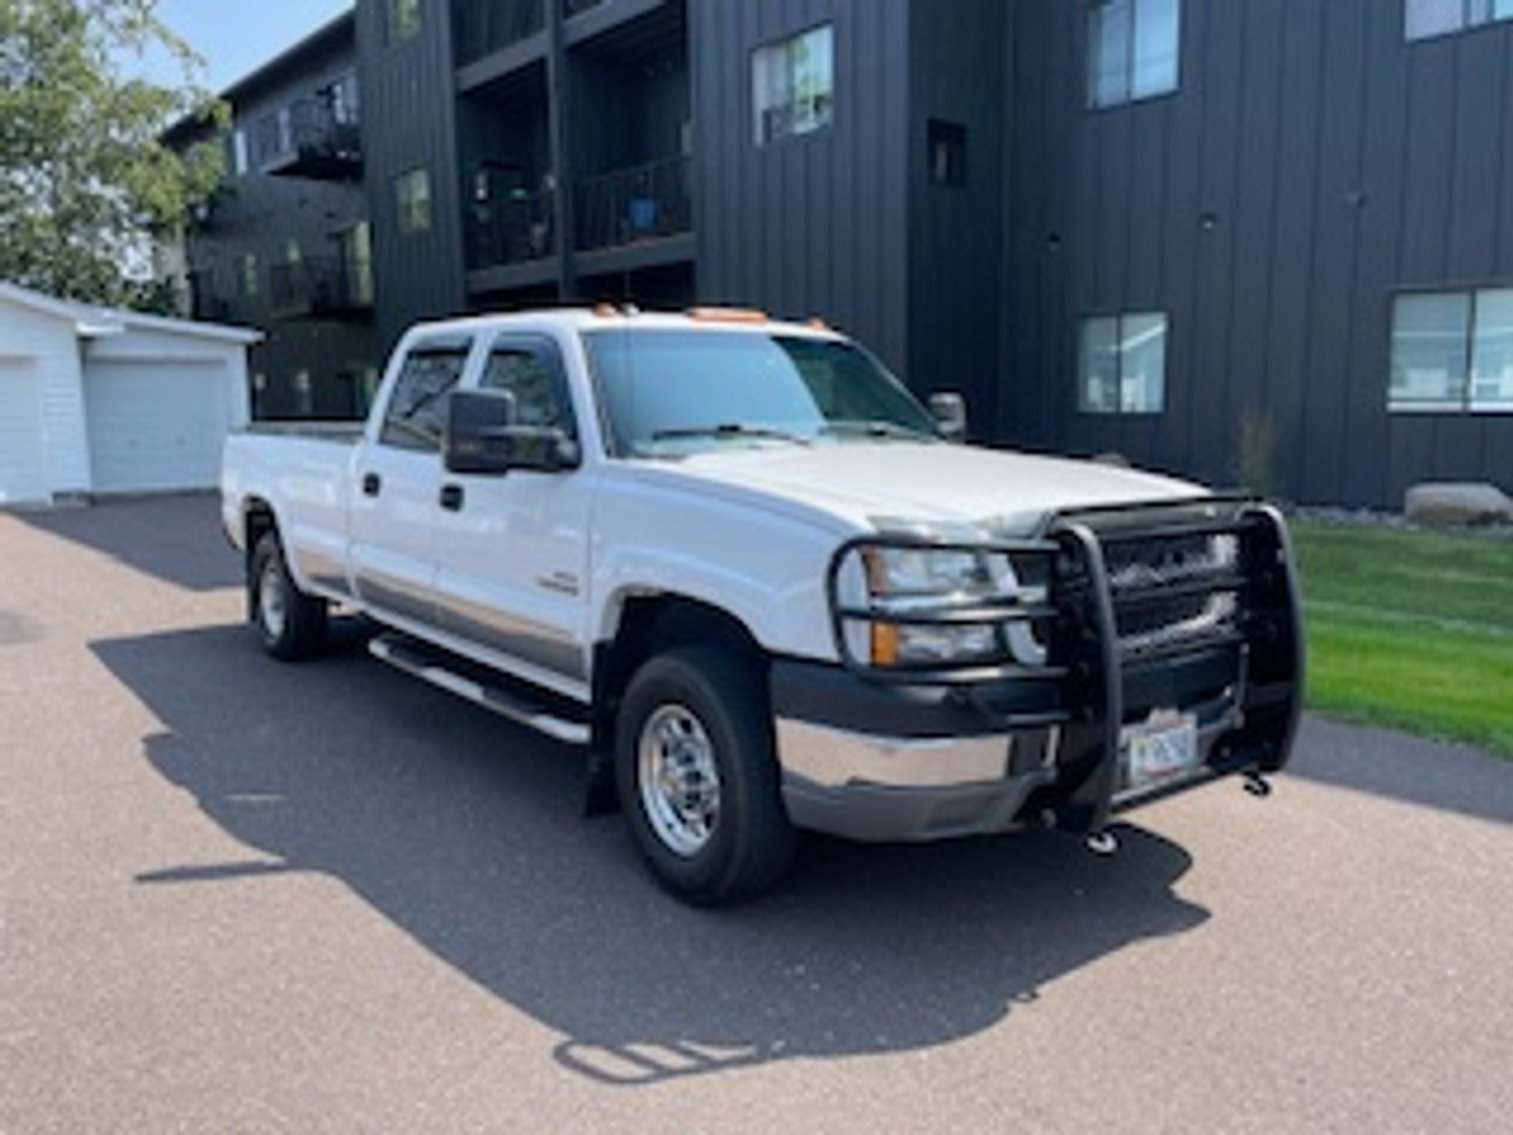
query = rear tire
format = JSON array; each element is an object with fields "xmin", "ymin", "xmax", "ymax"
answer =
[
  {"xmin": 615, "ymin": 647, "xmax": 797, "ymax": 905},
  {"xmin": 250, "ymin": 531, "xmax": 328, "ymax": 661}
]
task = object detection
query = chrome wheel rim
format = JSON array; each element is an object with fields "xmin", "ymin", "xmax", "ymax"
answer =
[
  {"xmin": 258, "ymin": 557, "xmax": 288, "ymax": 642},
  {"xmin": 637, "ymin": 703, "xmax": 720, "ymax": 858}
]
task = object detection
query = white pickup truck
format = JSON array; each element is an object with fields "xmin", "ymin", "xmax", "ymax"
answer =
[{"xmin": 222, "ymin": 306, "xmax": 1303, "ymax": 904}]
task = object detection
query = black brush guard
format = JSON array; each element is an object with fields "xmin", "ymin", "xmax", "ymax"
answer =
[{"xmin": 825, "ymin": 494, "xmax": 1305, "ymax": 836}]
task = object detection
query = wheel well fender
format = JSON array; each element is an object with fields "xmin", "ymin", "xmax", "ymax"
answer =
[{"xmin": 591, "ymin": 595, "xmax": 768, "ymax": 750}]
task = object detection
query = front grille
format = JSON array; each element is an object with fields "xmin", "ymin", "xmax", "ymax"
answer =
[
  {"xmin": 1103, "ymin": 531, "xmax": 1242, "ymax": 657},
  {"xmin": 1064, "ymin": 504, "xmax": 1258, "ymax": 664}
]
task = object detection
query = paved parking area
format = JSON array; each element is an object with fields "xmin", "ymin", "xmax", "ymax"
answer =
[{"xmin": 2, "ymin": 495, "xmax": 1511, "ymax": 1133}]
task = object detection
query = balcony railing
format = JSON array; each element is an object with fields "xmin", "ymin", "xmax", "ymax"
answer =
[
  {"xmin": 575, "ymin": 155, "xmax": 691, "ymax": 253},
  {"xmin": 467, "ymin": 185, "xmax": 557, "ymax": 270},
  {"xmin": 268, "ymin": 258, "xmax": 374, "ymax": 320},
  {"xmin": 455, "ymin": 0, "xmax": 545, "ymax": 66},
  {"xmin": 252, "ymin": 89, "xmax": 362, "ymax": 179}
]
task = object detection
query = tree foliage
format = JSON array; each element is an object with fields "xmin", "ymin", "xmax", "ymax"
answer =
[{"xmin": 0, "ymin": 0, "xmax": 225, "ymax": 309}]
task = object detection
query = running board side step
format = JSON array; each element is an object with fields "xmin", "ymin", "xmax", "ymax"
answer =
[{"xmin": 369, "ymin": 634, "xmax": 591, "ymax": 746}]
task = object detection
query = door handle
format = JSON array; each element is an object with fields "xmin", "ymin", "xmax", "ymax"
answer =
[
  {"xmin": 361, "ymin": 472, "xmax": 382, "ymax": 497},
  {"xmin": 439, "ymin": 483, "xmax": 465, "ymax": 512}
]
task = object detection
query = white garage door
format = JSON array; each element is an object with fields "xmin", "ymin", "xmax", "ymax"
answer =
[
  {"xmin": 85, "ymin": 359, "xmax": 230, "ymax": 494},
  {"xmin": 0, "ymin": 360, "xmax": 50, "ymax": 506}
]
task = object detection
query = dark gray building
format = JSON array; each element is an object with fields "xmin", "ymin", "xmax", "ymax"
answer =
[
  {"xmin": 168, "ymin": 12, "xmax": 379, "ymax": 419},
  {"xmin": 176, "ymin": 0, "xmax": 1513, "ymax": 507}
]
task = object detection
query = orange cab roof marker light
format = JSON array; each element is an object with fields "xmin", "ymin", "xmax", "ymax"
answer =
[{"xmin": 686, "ymin": 306, "xmax": 769, "ymax": 324}]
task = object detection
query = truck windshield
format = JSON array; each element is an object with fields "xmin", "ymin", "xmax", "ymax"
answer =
[{"xmin": 582, "ymin": 329, "xmax": 940, "ymax": 457}]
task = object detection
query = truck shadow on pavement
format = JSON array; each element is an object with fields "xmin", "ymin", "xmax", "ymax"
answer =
[{"xmin": 94, "ymin": 623, "xmax": 1210, "ymax": 1087}]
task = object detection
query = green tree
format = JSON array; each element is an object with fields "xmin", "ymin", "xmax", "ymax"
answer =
[{"xmin": 0, "ymin": 0, "xmax": 225, "ymax": 309}]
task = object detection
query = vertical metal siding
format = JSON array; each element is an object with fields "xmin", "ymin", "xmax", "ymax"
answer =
[
  {"xmin": 357, "ymin": 0, "xmax": 468, "ymax": 352},
  {"xmin": 1005, "ymin": 0, "xmax": 1513, "ymax": 506},
  {"xmin": 692, "ymin": 0, "xmax": 911, "ymax": 371}
]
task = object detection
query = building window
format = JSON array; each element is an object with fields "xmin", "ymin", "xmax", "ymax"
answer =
[
  {"xmin": 240, "ymin": 252, "xmax": 259, "ymax": 298},
  {"xmin": 337, "ymin": 222, "xmax": 374, "ymax": 307},
  {"xmin": 752, "ymin": 24, "xmax": 834, "ymax": 145},
  {"xmin": 228, "ymin": 128, "xmax": 249, "ymax": 176},
  {"xmin": 1405, "ymin": 0, "xmax": 1513, "ymax": 41},
  {"xmin": 395, "ymin": 168, "xmax": 432, "ymax": 234},
  {"xmin": 1088, "ymin": 0, "xmax": 1181, "ymax": 109},
  {"xmin": 388, "ymin": 0, "xmax": 421, "ymax": 45},
  {"xmin": 1079, "ymin": 312, "xmax": 1168, "ymax": 414},
  {"xmin": 1390, "ymin": 289, "xmax": 1513, "ymax": 412},
  {"xmin": 927, "ymin": 119, "xmax": 967, "ymax": 187}
]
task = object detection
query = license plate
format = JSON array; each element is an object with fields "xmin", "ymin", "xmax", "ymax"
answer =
[{"xmin": 1121, "ymin": 711, "xmax": 1199, "ymax": 790}]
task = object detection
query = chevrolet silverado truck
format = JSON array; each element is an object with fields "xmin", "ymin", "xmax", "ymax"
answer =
[{"xmin": 222, "ymin": 307, "xmax": 1303, "ymax": 904}]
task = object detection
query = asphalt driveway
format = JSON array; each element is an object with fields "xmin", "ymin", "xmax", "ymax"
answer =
[{"xmin": 2, "ymin": 495, "xmax": 1510, "ymax": 1133}]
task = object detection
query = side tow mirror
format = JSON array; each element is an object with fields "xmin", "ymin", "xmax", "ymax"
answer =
[
  {"xmin": 445, "ymin": 389, "xmax": 581, "ymax": 475},
  {"xmin": 929, "ymin": 391, "xmax": 968, "ymax": 443}
]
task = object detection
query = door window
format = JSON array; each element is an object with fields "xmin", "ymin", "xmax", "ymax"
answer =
[
  {"xmin": 379, "ymin": 340, "xmax": 471, "ymax": 451},
  {"xmin": 479, "ymin": 341, "xmax": 575, "ymax": 435}
]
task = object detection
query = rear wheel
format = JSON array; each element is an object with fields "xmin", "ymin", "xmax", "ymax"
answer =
[
  {"xmin": 251, "ymin": 531, "xmax": 328, "ymax": 661},
  {"xmin": 616, "ymin": 648, "xmax": 797, "ymax": 905}
]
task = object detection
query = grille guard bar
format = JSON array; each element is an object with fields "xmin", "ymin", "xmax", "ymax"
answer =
[{"xmin": 824, "ymin": 493, "xmax": 1306, "ymax": 834}]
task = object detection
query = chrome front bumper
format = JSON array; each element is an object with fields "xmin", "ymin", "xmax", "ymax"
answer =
[{"xmin": 774, "ymin": 717, "xmax": 1062, "ymax": 842}]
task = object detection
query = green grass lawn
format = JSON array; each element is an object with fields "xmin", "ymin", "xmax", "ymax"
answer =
[{"xmin": 1290, "ymin": 520, "xmax": 1513, "ymax": 758}]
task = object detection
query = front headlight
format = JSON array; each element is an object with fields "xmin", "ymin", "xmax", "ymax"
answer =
[
  {"xmin": 861, "ymin": 545, "xmax": 1016, "ymax": 600},
  {"xmin": 856, "ymin": 545, "xmax": 1028, "ymax": 667}
]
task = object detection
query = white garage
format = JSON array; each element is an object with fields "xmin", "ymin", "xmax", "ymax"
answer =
[{"xmin": 0, "ymin": 282, "xmax": 260, "ymax": 507}]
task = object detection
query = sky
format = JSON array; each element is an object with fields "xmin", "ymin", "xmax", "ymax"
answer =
[{"xmin": 132, "ymin": 0, "xmax": 353, "ymax": 93}]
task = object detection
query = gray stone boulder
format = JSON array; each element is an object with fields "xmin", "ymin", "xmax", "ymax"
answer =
[{"xmin": 1403, "ymin": 482, "xmax": 1513, "ymax": 528}]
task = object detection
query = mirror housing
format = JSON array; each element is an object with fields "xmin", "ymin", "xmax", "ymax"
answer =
[
  {"xmin": 929, "ymin": 391, "xmax": 968, "ymax": 443},
  {"xmin": 444, "ymin": 389, "xmax": 580, "ymax": 475}
]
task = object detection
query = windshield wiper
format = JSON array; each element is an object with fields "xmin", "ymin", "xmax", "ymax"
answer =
[
  {"xmin": 651, "ymin": 423, "xmax": 812, "ymax": 446},
  {"xmin": 820, "ymin": 420, "xmax": 936, "ymax": 441}
]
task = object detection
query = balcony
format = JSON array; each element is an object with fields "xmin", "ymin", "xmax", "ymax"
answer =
[
  {"xmin": 455, "ymin": 0, "xmax": 545, "ymax": 66},
  {"xmin": 468, "ymin": 185, "xmax": 557, "ymax": 270},
  {"xmin": 575, "ymin": 155, "xmax": 690, "ymax": 254},
  {"xmin": 268, "ymin": 258, "xmax": 374, "ymax": 320},
  {"xmin": 253, "ymin": 80, "xmax": 362, "ymax": 180}
]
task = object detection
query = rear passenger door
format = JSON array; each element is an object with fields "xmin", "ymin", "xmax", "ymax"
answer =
[{"xmin": 347, "ymin": 334, "xmax": 473, "ymax": 626}]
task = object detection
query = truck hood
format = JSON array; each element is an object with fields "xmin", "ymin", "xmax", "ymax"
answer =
[{"xmin": 657, "ymin": 442, "xmax": 1203, "ymax": 536}]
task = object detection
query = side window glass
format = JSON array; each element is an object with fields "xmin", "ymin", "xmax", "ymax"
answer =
[
  {"xmin": 480, "ymin": 344, "xmax": 575, "ymax": 435},
  {"xmin": 380, "ymin": 341, "xmax": 471, "ymax": 451}
]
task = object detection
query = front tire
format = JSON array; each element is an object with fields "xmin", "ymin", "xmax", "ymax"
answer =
[
  {"xmin": 250, "ymin": 531, "xmax": 328, "ymax": 661},
  {"xmin": 615, "ymin": 648, "xmax": 797, "ymax": 905}
]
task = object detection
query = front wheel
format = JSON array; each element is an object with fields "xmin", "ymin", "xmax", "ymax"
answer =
[
  {"xmin": 250, "ymin": 531, "xmax": 328, "ymax": 661},
  {"xmin": 615, "ymin": 648, "xmax": 797, "ymax": 905}
]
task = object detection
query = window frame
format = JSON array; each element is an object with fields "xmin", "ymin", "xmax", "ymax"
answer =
[
  {"xmin": 1389, "ymin": 286, "xmax": 1513, "ymax": 414},
  {"xmin": 387, "ymin": 0, "xmax": 421, "ymax": 46},
  {"xmin": 378, "ymin": 336, "xmax": 474, "ymax": 452},
  {"xmin": 1405, "ymin": 0, "xmax": 1513, "ymax": 42},
  {"xmin": 478, "ymin": 333, "xmax": 580, "ymax": 440},
  {"xmin": 1086, "ymin": 0, "xmax": 1182, "ymax": 111},
  {"xmin": 751, "ymin": 23, "xmax": 835, "ymax": 146},
  {"xmin": 395, "ymin": 167, "xmax": 432, "ymax": 235},
  {"xmin": 1076, "ymin": 310, "xmax": 1170, "ymax": 416}
]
